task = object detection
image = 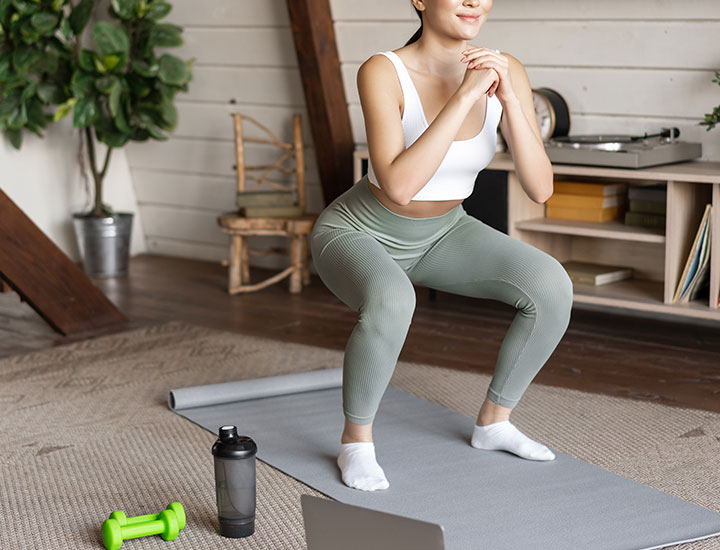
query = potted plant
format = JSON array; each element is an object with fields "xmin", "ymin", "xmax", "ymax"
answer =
[{"xmin": 0, "ymin": 0, "xmax": 193, "ymax": 277}]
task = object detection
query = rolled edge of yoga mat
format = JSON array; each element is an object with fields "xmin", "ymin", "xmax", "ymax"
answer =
[{"xmin": 168, "ymin": 367, "xmax": 344, "ymax": 411}]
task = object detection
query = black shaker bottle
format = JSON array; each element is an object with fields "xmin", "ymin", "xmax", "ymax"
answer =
[{"xmin": 211, "ymin": 425, "xmax": 258, "ymax": 538}]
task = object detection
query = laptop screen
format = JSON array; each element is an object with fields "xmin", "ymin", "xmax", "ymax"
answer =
[{"xmin": 301, "ymin": 494, "xmax": 445, "ymax": 550}]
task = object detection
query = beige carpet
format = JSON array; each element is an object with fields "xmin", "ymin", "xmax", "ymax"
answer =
[{"xmin": 1, "ymin": 320, "xmax": 719, "ymax": 550}]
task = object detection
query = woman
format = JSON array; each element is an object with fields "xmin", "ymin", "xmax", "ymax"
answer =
[{"xmin": 310, "ymin": 0, "xmax": 573, "ymax": 492}]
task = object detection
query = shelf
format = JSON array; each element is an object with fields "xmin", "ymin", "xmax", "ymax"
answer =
[
  {"xmin": 571, "ymin": 279, "xmax": 715, "ymax": 321},
  {"xmin": 515, "ymin": 217, "xmax": 665, "ymax": 243}
]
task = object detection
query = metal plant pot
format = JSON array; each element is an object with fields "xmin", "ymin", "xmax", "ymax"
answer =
[{"xmin": 72, "ymin": 212, "xmax": 134, "ymax": 278}]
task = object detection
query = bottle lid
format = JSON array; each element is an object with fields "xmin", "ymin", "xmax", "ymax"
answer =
[{"xmin": 212, "ymin": 425, "xmax": 257, "ymax": 458}]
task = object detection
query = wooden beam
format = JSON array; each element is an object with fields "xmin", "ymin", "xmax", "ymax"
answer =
[
  {"xmin": 0, "ymin": 189, "xmax": 127, "ymax": 336},
  {"xmin": 287, "ymin": 0, "xmax": 355, "ymax": 206}
]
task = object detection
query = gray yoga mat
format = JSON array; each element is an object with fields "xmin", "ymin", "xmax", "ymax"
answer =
[{"xmin": 169, "ymin": 367, "xmax": 720, "ymax": 550}]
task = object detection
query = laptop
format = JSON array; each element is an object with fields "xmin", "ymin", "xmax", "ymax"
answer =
[{"xmin": 301, "ymin": 494, "xmax": 446, "ymax": 550}]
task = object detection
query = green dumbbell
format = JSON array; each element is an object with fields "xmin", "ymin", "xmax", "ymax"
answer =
[
  {"xmin": 108, "ymin": 502, "xmax": 186, "ymax": 531},
  {"xmin": 101, "ymin": 508, "xmax": 181, "ymax": 550}
]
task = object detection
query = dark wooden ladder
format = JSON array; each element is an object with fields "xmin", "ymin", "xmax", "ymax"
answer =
[{"xmin": 0, "ymin": 188, "xmax": 127, "ymax": 335}]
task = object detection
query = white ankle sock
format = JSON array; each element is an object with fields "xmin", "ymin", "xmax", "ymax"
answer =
[
  {"xmin": 471, "ymin": 420, "xmax": 555, "ymax": 461},
  {"xmin": 337, "ymin": 442, "xmax": 390, "ymax": 491}
]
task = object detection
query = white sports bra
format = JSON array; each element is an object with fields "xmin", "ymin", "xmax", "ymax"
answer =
[{"xmin": 366, "ymin": 50, "xmax": 502, "ymax": 201}]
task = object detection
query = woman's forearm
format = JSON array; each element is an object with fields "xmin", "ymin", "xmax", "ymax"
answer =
[
  {"xmin": 500, "ymin": 97, "xmax": 553, "ymax": 203},
  {"xmin": 384, "ymin": 89, "xmax": 477, "ymax": 205}
]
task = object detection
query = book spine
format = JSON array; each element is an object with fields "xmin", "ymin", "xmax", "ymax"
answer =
[
  {"xmin": 546, "ymin": 205, "xmax": 619, "ymax": 222},
  {"xmin": 628, "ymin": 186, "xmax": 667, "ymax": 202},
  {"xmin": 624, "ymin": 211, "xmax": 666, "ymax": 228},
  {"xmin": 547, "ymin": 193, "xmax": 619, "ymax": 209},
  {"xmin": 629, "ymin": 199, "xmax": 666, "ymax": 214},
  {"xmin": 553, "ymin": 181, "xmax": 626, "ymax": 196}
]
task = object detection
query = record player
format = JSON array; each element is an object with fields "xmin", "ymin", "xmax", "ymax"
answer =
[{"xmin": 531, "ymin": 87, "xmax": 703, "ymax": 169}]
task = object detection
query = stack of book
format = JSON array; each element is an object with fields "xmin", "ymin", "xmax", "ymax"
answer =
[
  {"xmin": 624, "ymin": 184, "xmax": 666, "ymax": 229},
  {"xmin": 546, "ymin": 180, "xmax": 627, "ymax": 222},
  {"xmin": 236, "ymin": 189, "xmax": 303, "ymax": 218},
  {"xmin": 561, "ymin": 260, "xmax": 633, "ymax": 286}
]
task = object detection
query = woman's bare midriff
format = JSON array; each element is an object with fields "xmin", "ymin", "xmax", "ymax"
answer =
[{"xmin": 367, "ymin": 179, "xmax": 463, "ymax": 218}]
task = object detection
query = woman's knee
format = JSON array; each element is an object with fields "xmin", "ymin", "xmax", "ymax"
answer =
[
  {"xmin": 361, "ymin": 279, "xmax": 417, "ymax": 325},
  {"xmin": 532, "ymin": 256, "xmax": 574, "ymax": 323}
]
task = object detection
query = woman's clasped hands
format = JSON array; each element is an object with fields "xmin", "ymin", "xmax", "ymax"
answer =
[{"xmin": 460, "ymin": 47, "xmax": 515, "ymax": 104}]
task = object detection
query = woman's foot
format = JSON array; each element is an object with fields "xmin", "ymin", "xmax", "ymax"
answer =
[
  {"xmin": 471, "ymin": 420, "xmax": 555, "ymax": 461},
  {"xmin": 337, "ymin": 442, "xmax": 390, "ymax": 491}
]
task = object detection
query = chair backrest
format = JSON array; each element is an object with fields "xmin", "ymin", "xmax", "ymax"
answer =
[{"xmin": 231, "ymin": 113, "xmax": 307, "ymax": 213}]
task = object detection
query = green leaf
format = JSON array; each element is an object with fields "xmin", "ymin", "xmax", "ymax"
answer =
[
  {"xmin": 108, "ymin": 81, "xmax": 121, "ymax": 117},
  {"xmin": 92, "ymin": 53, "xmax": 107, "ymax": 73},
  {"xmin": 98, "ymin": 129, "xmax": 130, "ymax": 147},
  {"xmin": 70, "ymin": 71, "xmax": 95, "ymax": 97},
  {"xmin": 12, "ymin": 46, "xmax": 41, "ymax": 71},
  {"xmin": 130, "ymin": 58, "xmax": 158, "ymax": 77},
  {"xmin": 69, "ymin": 0, "xmax": 92, "ymax": 34},
  {"xmin": 59, "ymin": 16, "xmax": 71, "ymax": 40},
  {"xmin": 6, "ymin": 127, "xmax": 22, "ymax": 149},
  {"xmin": 148, "ymin": 23, "xmax": 182, "ymax": 48},
  {"xmin": 20, "ymin": 80, "xmax": 37, "ymax": 101},
  {"xmin": 145, "ymin": 1, "xmax": 171, "ymax": 20},
  {"xmin": 95, "ymin": 75, "xmax": 118, "ymax": 94},
  {"xmin": 146, "ymin": 123, "xmax": 166, "ymax": 140},
  {"xmin": 53, "ymin": 96, "xmax": 76, "ymax": 120},
  {"xmin": 102, "ymin": 54, "xmax": 123, "ymax": 71},
  {"xmin": 0, "ymin": 94, "xmax": 20, "ymax": 117},
  {"xmin": 37, "ymin": 82, "xmax": 63, "ymax": 103},
  {"xmin": 92, "ymin": 21, "xmax": 130, "ymax": 57},
  {"xmin": 110, "ymin": 0, "xmax": 137, "ymax": 19},
  {"xmin": 112, "ymin": 99, "xmax": 130, "ymax": 133},
  {"xmin": 7, "ymin": 102, "xmax": 28, "ymax": 129},
  {"xmin": 158, "ymin": 97, "xmax": 176, "ymax": 129},
  {"xmin": 26, "ymin": 96, "xmax": 45, "ymax": 127},
  {"xmin": 78, "ymin": 50, "xmax": 96, "ymax": 72},
  {"xmin": 30, "ymin": 12, "xmax": 58, "ymax": 33},
  {"xmin": 157, "ymin": 54, "xmax": 188, "ymax": 86},
  {"xmin": 72, "ymin": 95, "xmax": 97, "ymax": 127}
]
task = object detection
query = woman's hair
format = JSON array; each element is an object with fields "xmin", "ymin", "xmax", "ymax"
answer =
[{"xmin": 404, "ymin": 6, "xmax": 423, "ymax": 46}]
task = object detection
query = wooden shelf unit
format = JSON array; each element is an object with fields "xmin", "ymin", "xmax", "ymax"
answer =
[{"xmin": 353, "ymin": 149, "xmax": 720, "ymax": 323}]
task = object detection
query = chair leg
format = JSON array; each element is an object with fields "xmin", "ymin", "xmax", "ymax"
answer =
[
  {"xmin": 301, "ymin": 235, "xmax": 311, "ymax": 286},
  {"xmin": 229, "ymin": 234, "xmax": 243, "ymax": 294},
  {"xmin": 240, "ymin": 235, "xmax": 250, "ymax": 284},
  {"xmin": 289, "ymin": 235, "xmax": 302, "ymax": 294}
]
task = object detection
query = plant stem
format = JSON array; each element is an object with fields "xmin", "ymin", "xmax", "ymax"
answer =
[{"xmin": 85, "ymin": 126, "xmax": 113, "ymax": 217}]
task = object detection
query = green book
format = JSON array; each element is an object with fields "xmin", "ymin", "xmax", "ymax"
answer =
[
  {"xmin": 236, "ymin": 190, "xmax": 295, "ymax": 208},
  {"xmin": 624, "ymin": 211, "xmax": 666, "ymax": 228},
  {"xmin": 629, "ymin": 199, "xmax": 666, "ymax": 215},
  {"xmin": 241, "ymin": 205, "xmax": 303, "ymax": 218}
]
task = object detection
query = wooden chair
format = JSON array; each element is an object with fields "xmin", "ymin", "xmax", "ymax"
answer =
[{"xmin": 218, "ymin": 113, "xmax": 317, "ymax": 294}]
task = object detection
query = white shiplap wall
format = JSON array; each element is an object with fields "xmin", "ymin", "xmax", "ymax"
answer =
[{"xmin": 127, "ymin": 0, "xmax": 720, "ymax": 269}]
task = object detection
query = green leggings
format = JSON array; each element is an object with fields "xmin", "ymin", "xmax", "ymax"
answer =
[{"xmin": 310, "ymin": 175, "xmax": 574, "ymax": 425}]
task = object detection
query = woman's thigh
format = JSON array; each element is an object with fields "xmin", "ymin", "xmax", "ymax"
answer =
[
  {"xmin": 310, "ymin": 227, "xmax": 417, "ymax": 316},
  {"xmin": 406, "ymin": 215, "xmax": 574, "ymax": 311}
]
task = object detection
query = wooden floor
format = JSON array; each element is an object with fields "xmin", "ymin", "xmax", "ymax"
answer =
[{"xmin": 2, "ymin": 254, "xmax": 719, "ymax": 414}]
